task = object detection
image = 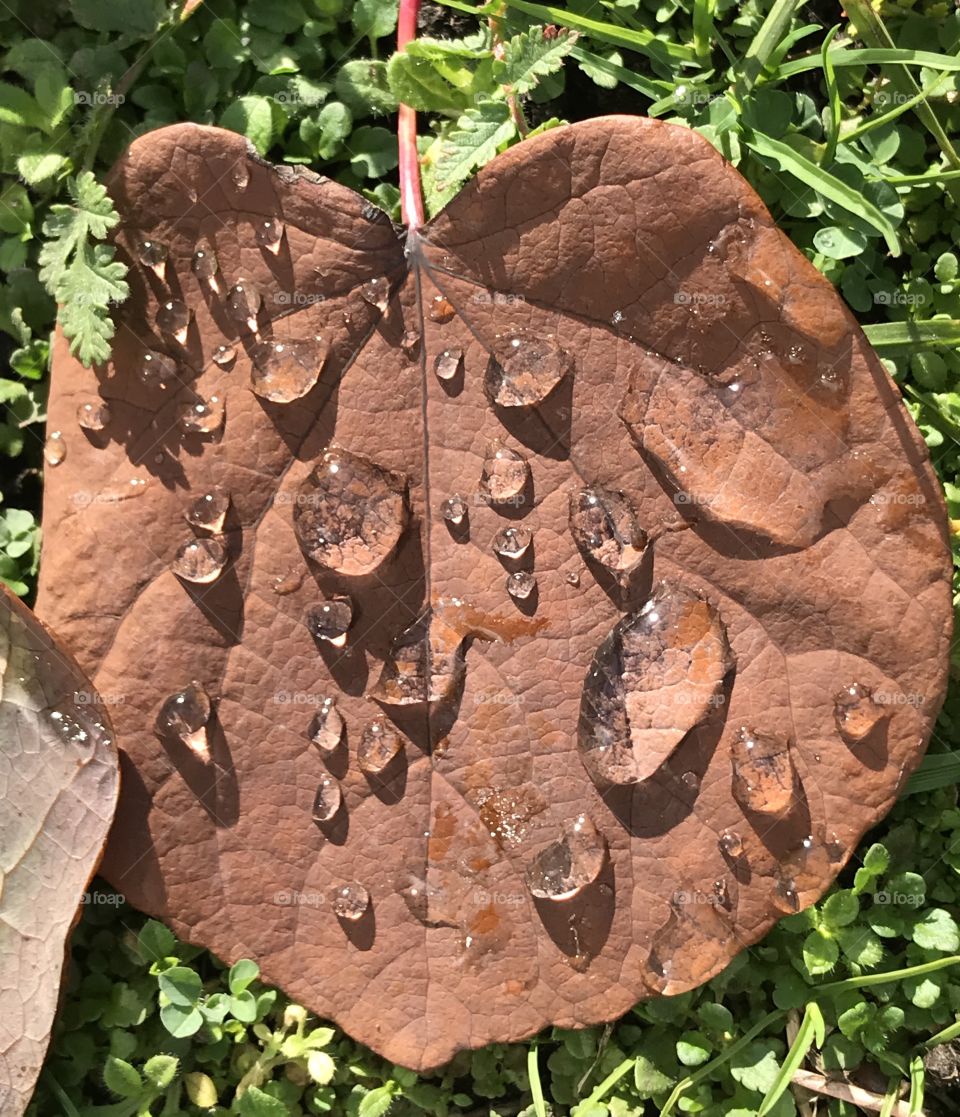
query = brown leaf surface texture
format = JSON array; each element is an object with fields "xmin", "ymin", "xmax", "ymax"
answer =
[
  {"xmin": 0, "ymin": 588, "xmax": 119, "ymax": 1114},
  {"xmin": 36, "ymin": 118, "xmax": 951, "ymax": 1068}
]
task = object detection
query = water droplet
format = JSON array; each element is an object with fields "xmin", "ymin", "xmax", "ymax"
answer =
[
  {"xmin": 492, "ymin": 525, "xmax": 531, "ymax": 560},
  {"xmin": 441, "ymin": 494, "xmax": 467, "ymax": 525},
  {"xmin": 250, "ymin": 339, "xmax": 326, "ymax": 403},
  {"xmin": 579, "ymin": 582, "xmax": 732, "ymax": 785},
  {"xmin": 681, "ymin": 770, "xmax": 700, "ymax": 791},
  {"xmin": 826, "ymin": 833, "xmax": 846, "ymax": 863},
  {"xmin": 648, "ymin": 889, "xmax": 732, "ymax": 994},
  {"xmin": 212, "ymin": 343, "xmax": 236, "ymax": 367},
  {"xmin": 184, "ymin": 488, "xmax": 230, "ymax": 533},
  {"xmin": 429, "ymin": 294, "xmax": 455, "ymax": 323},
  {"xmin": 371, "ymin": 610, "xmax": 466, "ymax": 706},
  {"xmin": 307, "ymin": 698, "xmax": 343, "ymax": 755},
  {"xmin": 171, "ymin": 537, "xmax": 227, "ymax": 584},
  {"xmin": 474, "ymin": 786, "xmax": 546, "ymax": 848},
  {"xmin": 330, "ymin": 881, "xmax": 369, "ymax": 921},
  {"xmin": 569, "ymin": 486, "xmax": 647, "ymax": 575},
  {"xmin": 360, "ymin": 276, "xmax": 390, "ymax": 312},
  {"xmin": 155, "ymin": 682, "xmax": 212, "ymax": 759},
  {"xmin": 138, "ymin": 349, "xmax": 178, "ymax": 388},
  {"xmin": 231, "ymin": 162, "xmax": 250, "ymax": 190},
  {"xmin": 566, "ymin": 571, "xmax": 580, "ymax": 587},
  {"xmin": 730, "ymin": 726, "xmax": 799, "ymax": 818},
  {"xmin": 486, "ymin": 331, "xmax": 574, "ymax": 407},
  {"xmin": 610, "ymin": 309, "xmax": 624, "ymax": 326},
  {"xmin": 834, "ymin": 683, "xmax": 887, "ymax": 744},
  {"xmin": 226, "ymin": 282, "xmax": 262, "ymax": 333},
  {"xmin": 191, "ymin": 239, "xmax": 219, "ymax": 289},
  {"xmin": 271, "ymin": 566, "xmax": 304, "ymax": 595},
  {"xmin": 44, "ymin": 431, "xmax": 66, "ymax": 466},
  {"xmin": 401, "ymin": 330, "xmax": 420, "ymax": 358},
  {"xmin": 306, "ymin": 596, "xmax": 353, "ymax": 647},
  {"xmin": 434, "ymin": 347, "xmax": 463, "ymax": 381},
  {"xmin": 77, "ymin": 400, "xmax": 111, "ymax": 432},
  {"xmin": 178, "ymin": 394, "xmax": 224, "ymax": 436},
  {"xmin": 399, "ymin": 875, "xmax": 457, "ymax": 927},
  {"xmin": 255, "ymin": 217, "xmax": 284, "ymax": 253},
  {"xmin": 137, "ymin": 237, "xmax": 167, "ymax": 278},
  {"xmin": 312, "ymin": 775, "xmax": 341, "ymax": 823},
  {"xmin": 480, "ymin": 442, "xmax": 529, "ymax": 504},
  {"xmin": 506, "ymin": 571, "xmax": 536, "ymax": 600},
  {"xmin": 526, "ymin": 815, "xmax": 607, "ymax": 900},
  {"xmin": 772, "ymin": 875, "xmax": 799, "ymax": 913},
  {"xmin": 292, "ymin": 448, "xmax": 408, "ymax": 575},
  {"xmin": 358, "ymin": 718, "xmax": 403, "ymax": 775},
  {"xmin": 719, "ymin": 829, "xmax": 744, "ymax": 859},
  {"xmin": 157, "ymin": 300, "xmax": 191, "ymax": 344}
]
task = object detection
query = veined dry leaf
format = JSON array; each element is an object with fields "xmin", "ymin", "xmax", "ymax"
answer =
[
  {"xmin": 0, "ymin": 588, "xmax": 119, "ymax": 1115},
  {"xmin": 36, "ymin": 119, "xmax": 950, "ymax": 1069}
]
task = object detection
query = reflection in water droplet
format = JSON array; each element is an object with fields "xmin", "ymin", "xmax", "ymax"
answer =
[
  {"xmin": 474, "ymin": 786, "xmax": 546, "ymax": 849},
  {"xmin": 681, "ymin": 770, "xmax": 700, "ymax": 791},
  {"xmin": 826, "ymin": 834, "xmax": 845, "ymax": 863},
  {"xmin": 139, "ymin": 350, "xmax": 178, "ymax": 388},
  {"xmin": 157, "ymin": 300, "xmax": 191, "ymax": 344},
  {"xmin": 506, "ymin": 571, "xmax": 536, "ymax": 600},
  {"xmin": 429, "ymin": 294, "xmax": 456, "ymax": 323},
  {"xmin": 155, "ymin": 682, "xmax": 212, "ymax": 759},
  {"xmin": 492, "ymin": 525, "xmax": 531, "ymax": 559},
  {"xmin": 191, "ymin": 239, "xmax": 219, "ymax": 288},
  {"xmin": 44, "ymin": 431, "xmax": 66, "ymax": 466},
  {"xmin": 358, "ymin": 719, "xmax": 403, "ymax": 775},
  {"xmin": 834, "ymin": 683, "xmax": 887, "ymax": 744},
  {"xmin": 772, "ymin": 875, "xmax": 799, "ymax": 913},
  {"xmin": 526, "ymin": 815, "xmax": 607, "ymax": 900},
  {"xmin": 568, "ymin": 486, "xmax": 647, "ymax": 575},
  {"xmin": 441, "ymin": 494, "xmax": 467, "ymax": 525},
  {"xmin": 226, "ymin": 283, "xmax": 262, "ymax": 332},
  {"xmin": 579, "ymin": 582, "xmax": 732, "ymax": 786},
  {"xmin": 360, "ymin": 276, "xmax": 390, "ymax": 312},
  {"xmin": 185, "ymin": 488, "xmax": 230, "ymax": 533},
  {"xmin": 178, "ymin": 394, "xmax": 224, "ymax": 436},
  {"xmin": 231, "ymin": 162, "xmax": 250, "ymax": 190},
  {"xmin": 480, "ymin": 442, "xmax": 529, "ymax": 504},
  {"xmin": 486, "ymin": 331, "xmax": 574, "ymax": 407},
  {"xmin": 730, "ymin": 727, "xmax": 799, "ymax": 818},
  {"xmin": 434, "ymin": 347, "xmax": 463, "ymax": 381},
  {"xmin": 719, "ymin": 829, "xmax": 744, "ymax": 859},
  {"xmin": 371, "ymin": 610, "xmax": 466, "ymax": 706},
  {"xmin": 77, "ymin": 400, "xmax": 111, "ymax": 432},
  {"xmin": 401, "ymin": 330, "xmax": 420, "ymax": 358},
  {"xmin": 251, "ymin": 339, "xmax": 327, "ymax": 403},
  {"xmin": 292, "ymin": 448, "xmax": 408, "ymax": 575},
  {"xmin": 137, "ymin": 238, "xmax": 167, "ymax": 275},
  {"xmin": 212, "ymin": 343, "xmax": 236, "ymax": 367},
  {"xmin": 312, "ymin": 775, "xmax": 341, "ymax": 822},
  {"xmin": 306, "ymin": 596, "xmax": 354, "ymax": 647},
  {"xmin": 171, "ymin": 537, "xmax": 227, "ymax": 584},
  {"xmin": 255, "ymin": 217, "xmax": 284, "ymax": 253},
  {"xmin": 308, "ymin": 698, "xmax": 343, "ymax": 755},
  {"xmin": 331, "ymin": 881, "xmax": 369, "ymax": 921},
  {"xmin": 566, "ymin": 571, "xmax": 581, "ymax": 587},
  {"xmin": 272, "ymin": 566, "xmax": 304, "ymax": 596}
]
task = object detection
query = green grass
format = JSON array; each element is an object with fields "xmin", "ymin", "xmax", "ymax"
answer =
[{"xmin": 5, "ymin": 0, "xmax": 960, "ymax": 1112}]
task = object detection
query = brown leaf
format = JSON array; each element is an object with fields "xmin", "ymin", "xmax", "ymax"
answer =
[
  {"xmin": 36, "ymin": 119, "xmax": 951, "ymax": 1068},
  {"xmin": 0, "ymin": 588, "xmax": 119, "ymax": 1114}
]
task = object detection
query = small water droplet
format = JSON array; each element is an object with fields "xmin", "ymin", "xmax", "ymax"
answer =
[
  {"xmin": 610, "ymin": 309, "xmax": 624, "ymax": 326},
  {"xmin": 730, "ymin": 726, "xmax": 799, "ymax": 818},
  {"xmin": 506, "ymin": 570, "xmax": 536, "ymax": 600},
  {"xmin": 231, "ymin": 162, "xmax": 250, "ymax": 190},
  {"xmin": 312, "ymin": 775, "xmax": 341, "ymax": 823},
  {"xmin": 44, "ymin": 431, "xmax": 66, "ymax": 466},
  {"xmin": 226, "ymin": 282, "xmax": 262, "ymax": 333},
  {"xmin": 292, "ymin": 449, "xmax": 408, "ymax": 575},
  {"xmin": 137, "ymin": 237, "xmax": 167, "ymax": 277},
  {"xmin": 360, "ymin": 276, "xmax": 390, "ymax": 312},
  {"xmin": 526, "ymin": 814, "xmax": 607, "ymax": 900},
  {"xmin": 429, "ymin": 294, "xmax": 455, "ymax": 323},
  {"xmin": 155, "ymin": 682, "xmax": 212, "ymax": 759},
  {"xmin": 184, "ymin": 488, "xmax": 230, "ymax": 533},
  {"xmin": 138, "ymin": 349, "xmax": 178, "ymax": 388},
  {"xmin": 358, "ymin": 718, "xmax": 403, "ymax": 775},
  {"xmin": 486, "ymin": 330, "xmax": 574, "ymax": 407},
  {"xmin": 681, "ymin": 770, "xmax": 700, "ymax": 791},
  {"xmin": 772, "ymin": 875, "xmax": 799, "ymax": 913},
  {"xmin": 171, "ymin": 537, "xmax": 227, "ymax": 584},
  {"xmin": 834, "ymin": 683, "xmax": 887, "ymax": 744},
  {"xmin": 330, "ymin": 881, "xmax": 369, "ymax": 921},
  {"xmin": 157, "ymin": 299, "xmax": 191, "ymax": 344},
  {"xmin": 271, "ymin": 566, "xmax": 304, "ymax": 595},
  {"xmin": 569, "ymin": 486, "xmax": 647, "ymax": 575},
  {"xmin": 826, "ymin": 833, "xmax": 846, "ymax": 863},
  {"xmin": 255, "ymin": 217, "xmax": 284, "ymax": 253},
  {"xmin": 212, "ymin": 343, "xmax": 236, "ymax": 368},
  {"xmin": 434, "ymin": 347, "xmax": 463, "ymax": 381},
  {"xmin": 492, "ymin": 525, "xmax": 531, "ymax": 560},
  {"xmin": 251, "ymin": 339, "xmax": 327, "ymax": 403},
  {"xmin": 76, "ymin": 400, "xmax": 111, "ymax": 432},
  {"xmin": 306, "ymin": 596, "xmax": 353, "ymax": 647},
  {"xmin": 441, "ymin": 494, "xmax": 467, "ymax": 526},
  {"xmin": 191, "ymin": 239, "xmax": 219, "ymax": 287},
  {"xmin": 566, "ymin": 571, "xmax": 580, "ymax": 587},
  {"xmin": 178, "ymin": 394, "xmax": 224, "ymax": 436},
  {"xmin": 480, "ymin": 441, "xmax": 529, "ymax": 504},
  {"xmin": 719, "ymin": 829, "xmax": 743, "ymax": 859},
  {"xmin": 401, "ymin": 330, "xmax": 420, "ymax": 358},
  {"xmin": 399, "ymin": 874, "xmax": 457, "ymax": 927},
  {"xmin": 307, "ymin": 698, "xmax": 343, "ymax": 755}
]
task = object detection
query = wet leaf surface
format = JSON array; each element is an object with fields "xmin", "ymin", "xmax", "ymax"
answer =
[
  {"xmin": 36, "ymin": 119, "xmax": 951, "ymax": 1069},
  {"xmin": 0, "ymin": 588, "xmax": 119, "ymax": 1115}
]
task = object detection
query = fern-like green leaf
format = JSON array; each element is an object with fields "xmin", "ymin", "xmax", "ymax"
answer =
[
  {"xmin": 495, "ymin": 26, "xmax": 578, "ymax": 94},
  {"xmin": 433, "ymin": 99, "xmax": 515, "ymax": 193}
]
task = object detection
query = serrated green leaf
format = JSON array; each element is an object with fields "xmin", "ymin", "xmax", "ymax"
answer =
[
  {"xmin": 913, "ymin": 909, "xmax": 960, "ymax": 952},
  {"xmin": 334, "ymin": 59, "xmax": 398, "ymax": 117},
  {"xmin": 387, "ymin": 52, "xmax": 472, "ymax": 113},
  {"xmin": 103, "ymin": 1056, "xmax": 142, "ymax": 1099},
  {"xmin": 804, "ymin": 929, "xmax": 840, "ymax": 976},
  {"xmin": 434, "ymin": 99, "xmax": 516, "ymax": 193},
  {"xmin": 0, "ymin": 82, "xmax": 48, "ymax": 131},
  {"xmin": 495, "ymin": 26, "xmax": 578, "ymax": 95}
]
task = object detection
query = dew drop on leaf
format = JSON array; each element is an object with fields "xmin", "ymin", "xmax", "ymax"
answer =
[
  {"xmin": 480, "ymin": 442, "xmax": 529, "ymax": 504},
  {"xmin": 719, "ymin": 829, "xmax": 744, "ymax": 859},
  {"xmin": 834, "ymin": 683, "xmax": 888, "ymax": 744},
  {"xmin": 212, "ymin": 343, "xmax": 236, "ymax": 368},
  {"xmin": 255, "ymin": 217, "xmax": 284, "ymax": 253},
  {"xmin": 360, "ymin": 276, "xmax": 390, "ymax": 312},
  {"xmin": 155, "ymin": 682, "xmax": 212, "ymax": 760},
  {"xmin": 730, "ymin": 726, "xmax": 799, "ymax": 818},
  {"xmin": 492, "ymin": 525, "xmax": 531, "ymax": 560},
  {"xmin": 307, "ymin": 698, "xmax": 343, "ymax": 755},
  {"xmin": 171, "ymin": 537, "xmax": 227, "ymax": 584},
  {"xmin": 138, "ymin": 349, "xmax": 178, "ymax": 388},
  {"xmin": 525, "ymin": 815, "xmax": 607, "ymax": 900},
  {"xmin": 76, "ymin": 400, "xmax": 111, "ymax": 432},
  {"xmin": 485, "ymin": 331, "xmax": 573, "ymax": 407},
  {"xmin": 184, "ymin": 488, "xmax": 230, "ymax": 533},
  {"xmin": 157, "ymin": 299, "xmax": 191, "ymax": 345},
  {"xmin": 306, "ymin": 596, "xmax": 354, "ymax": 647},
  {"xmin": 312, "ymin": 775, "xmax": 342, "ymax": 823},
  {"xmin": 330, "ymin": 881, "xmax": 369, "ymax": 921},
  {"xmin": 441, "ymin": 494, "xmax": 467, "ymax": 526},
  {"xmin": 434, "ymin": 348, "xmax": 463, "ymax": 382},
  {"xmin": 191, "ymin": 239, "xmax": 219, "ymax": 289},
  {"xmin": 568, "ymin": 486, "xmax": 647, "ymax": 575},
  {"xmin": 137, "ymin": 237, "xmax": 167, "ymax": 277},
  {"xmin": 506, "ymin": 571, "xmax": 536, "ymax": 600},
  {"xmin": 251, "ymin": 339, "xmax": 326, "ymax": 403},
  {"xmin": 43, "ymin": 431, "xmax": 66, "ymax": 466},
  {"xmin": 177, "ymin": 394, "xmax": 224, "ymax": 436},
  {"xmin": 358, "ymin": 719, "xmax": 403, "ymax": 776},
  {"xmin": 226, "ymin": 282, "xmax": 262, "ymax": 333},
  {"xmin": 428, "ymin": 294, "xmax": 456, "ymax": 323}
]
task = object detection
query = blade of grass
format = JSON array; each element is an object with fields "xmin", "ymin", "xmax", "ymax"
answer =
[
  {"xmin": 908, "ymin": 1055, "xmax": 924, "ymax": 1116},
  {"xmin": 528, "ymin": 1044, "xmax": 547, "ymax": 1117},
  {"xmin": 904, "ymin": 751, "xmax": 960, "ymax": 796},
  {"xmin": 922, "ymin": 1017, "xmax": 960, "ymax": 1050},
  {"xmin": 780, "ymin": 46, "xmax": 960, "ymax": 79},
  {"xmin": 821, "ymin": 25, "xmax": 842, "ymax": 164},
  {"xmin": 692, "ymin": 0, "xmax": 717, "ymax": 65},
  {"xmin": 843, "ymin": 69, "xmax": 955, "ymax": 144},
  {"xmin": 738, "ymin": 0, "xmax": 806, "ymax": 91},
  {"xmin": 863, "ymin": 320, "xmax": 960, "ymax": 350},
  {"xmin": 570, "ymin": 44, "xmax": 672, "ymax": 100},
  {"xmin": 757, "ymin": 1003, "xmax": 825, "ymax": 1116},
  {"xmin": 880, "ymin": 1077, "xmax": 901, "ymax": 1117}
]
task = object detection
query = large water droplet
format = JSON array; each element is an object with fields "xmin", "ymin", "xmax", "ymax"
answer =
[
  {"xmin": 648, "ymin": 889, "xmax": 732, "ymax": 994},
  {"xmin": 358, "ymin": 719, "xmax": 403, "ymax": 775},
  {"xmin": 251, "ymin": 339, "xmax": 327, "ymax": 403},
  {"xmin": 330, "ymin": 881, "xmax": 369, "ymax": 921},
  {"xmin": 569, "ymin": 486, "xmax": 647, "ymax": 576},
  {"xmin": 486, "ymin": 331, "xmax": 574, "ymax": 407},
  {"xmin": 155, "ymin": 682, "xmax": 212, "ymax": 760},
  {"xmin": 212, "ymin": 343, "xmax": 236, "ymax": 368},
  {"xmin": 730, "ymin": 726, "xmax": 799, "ymax": 818},
  {"xmin": 371, "ymin": 611, "xmax": 466, "ymax": 706},
  {"xmin": 137, "ymin": 237, "xmax": 167, "ymax": 277},
  {"xmin": 157, "ymin": 299, "xmax": 191, "ymax": 345},
  {"xmin": 292, "ymin": 449, "xmax": 408, "ymax": 575},
  {"xmin": 579, "ymin": 582, "xmax": 732, "ymax": 785},
  {"xmin": 834, "ymin": 683, "xmax": 887, "ymax": 744},
  {"xmin": 434, "ymin": 348, "xmax": 463, "ymax": 381},
  {"xmin": 429, "ymin": 294, "xmax": 455, "ymax": 323},
  {"xmin": 138, "ymin": 349, "xmax": 178, "ymax": 388},
  {"xmin": 191, "ymin": 239, "xmax": 219, "ymax": 288},
  {"xmin": 171, "ymin": 537, "xmax": 227, "ymax": 584},
  {"xmin": 306, "ymin": 596, "xmax": 354, "ymax": 647},
  {"xmin": 272, "ymin": 566, "xmax": 304, "ymax": 595},
  {"xmin": 77, "ymin": 400, "xmax": 111, "ymax": 432},
  {"xmin": 178, "ymin": 394, "xmax": 224, "ymax": 436},
  {"xmin": 492, "ymin": 525, "xmax": 531, "ymax": 560},
  {"xmin": 480, "ymin": 442, "xmax": 529, "ymax": 504},
  {"xmin": 506, "ymin": 571, "xmax": 536, "ymax": 600},
  {"xmin": 526, "ymin": 815, "xmax": 607, "ymax": 900},
  {"xmin": 255, "ymin": 217, "xmax": 284, "ymax": 253},
  {"xmin": 226, "ymin": 282, "xmax": 262, "ymax": 333},
  {"xmin": 185, "ymin": 488, "xmax": 230, "ymax": 533},
  {"xmin": 399, "ymin": 874, "xmax": 458, "ymax": 927},
  {"xmin": 312, "ymin": 775, "xmax": 342, "ymax": 823},
  {"xmin": 719, "ymin": 829, "xmax": 744, "ymax": 859},
  {"xmin": 360, "ymin": 276, "xmax": 390, "ymax": 312},
  {"xmin": 308, "ymin": 698, "xmax": 343, "ymax": 755},
  {"xmin": 441, "ymin": 494, "xmax": 467, "ymax": 526},
  {"xmin": 44, "ymin": 431, "xmax": 66, "ymax": 466}
]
